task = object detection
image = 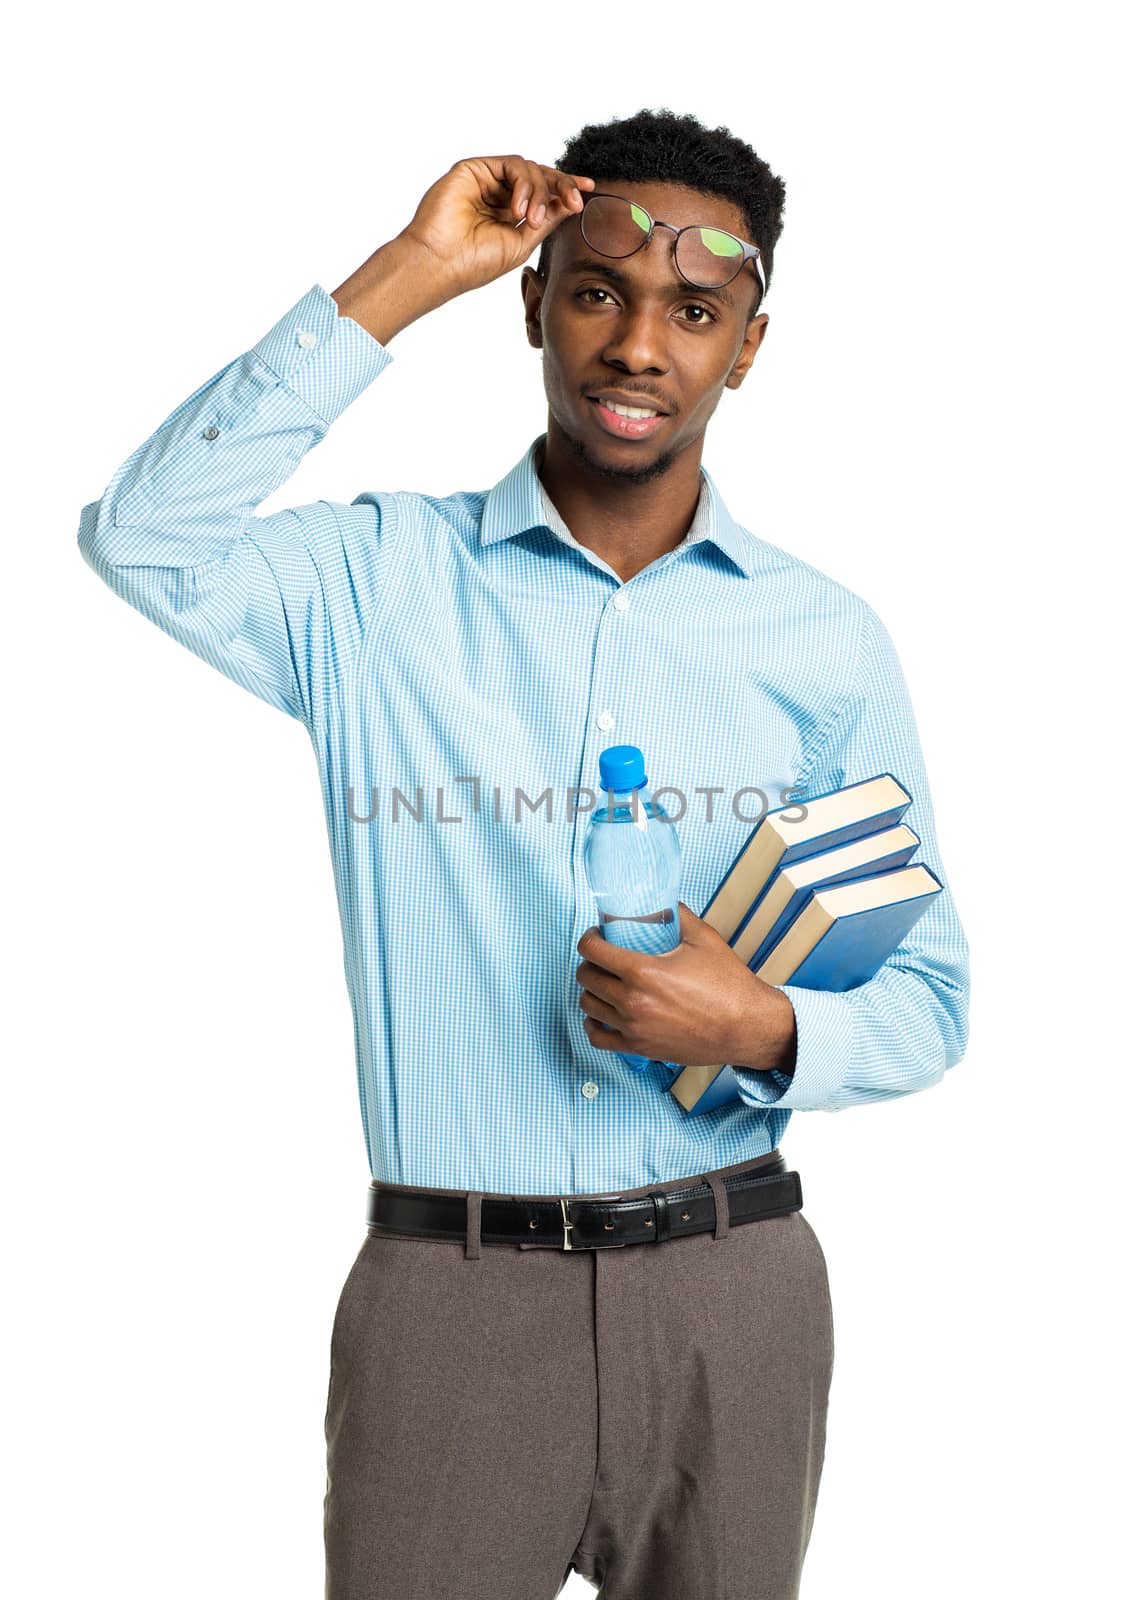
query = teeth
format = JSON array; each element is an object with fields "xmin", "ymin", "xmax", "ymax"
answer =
[{"xmin": 599, "ymin": 399, "xmax": 659, "ymax": 420}]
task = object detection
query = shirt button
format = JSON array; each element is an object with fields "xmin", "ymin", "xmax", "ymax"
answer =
[
  {"xmin": 581, "ymin": 1081, "xmax": 600, "ymax": 1100},
  {"xmin": 596, "ymin": 710, "xmax": 615, "ymax": 731},
  {"xmin": 202, "ymin": 425, "xmax": 220, "ymax": 440},
  {"xmin": 297, "ymin": 330, "xmax": 317, "ymax": 348},
  {"xmin": 612, "ymin": 591, "xmax": 630, "ymax": 612}
]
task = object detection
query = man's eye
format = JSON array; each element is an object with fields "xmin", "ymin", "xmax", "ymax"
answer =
[{"xmin": 575, "ymin": 287, "xmax": 717, "ymax": 324}]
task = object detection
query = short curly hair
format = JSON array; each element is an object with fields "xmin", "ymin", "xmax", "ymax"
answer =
[{"xmin": 537, "ymin": 107, "xmax": 787, "ymax": 321}]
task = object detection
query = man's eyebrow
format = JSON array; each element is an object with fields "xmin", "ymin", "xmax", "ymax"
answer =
[{"xmin": 559, "ymin": 255, "xmax": 737, "ymax": 309}]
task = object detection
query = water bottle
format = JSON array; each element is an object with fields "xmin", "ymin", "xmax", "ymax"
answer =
[{"xmin": 583, "ymin": 744, "xmax": 682, "ymax": 1073}]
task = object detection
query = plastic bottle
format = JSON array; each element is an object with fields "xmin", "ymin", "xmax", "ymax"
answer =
[{"xmin": 583, "ymin": 744, "xmax": 682, "ymax": 1073}]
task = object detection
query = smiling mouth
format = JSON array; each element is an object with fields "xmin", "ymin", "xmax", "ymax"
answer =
[{"xmin": 587, "ymin": 396, "xmax": 670, "ymax": 438}]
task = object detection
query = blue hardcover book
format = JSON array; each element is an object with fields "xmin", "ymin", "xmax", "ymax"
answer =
[
  {"xmin": 668, "ymin": 1063, "xmax": 755, "ymax": 1118},
  {"xmin": 758, "ymin": 864, "xmax": 942, "ymax": 988},
  {"xmin": 732, "ymin": 824, "xmax": 920, "ymax": 970},
  {"xmin": 669, "ymin": 863, "xmax": 943, "ymax": 1117},
  {"xmin": 701, "ymin": 773, "xmax": 912, "ymax": 947}
]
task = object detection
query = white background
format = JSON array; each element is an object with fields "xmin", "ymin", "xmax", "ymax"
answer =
[{"xmin": 4, "ymin": 2, "xmax": 1143, "ymax": 1595}]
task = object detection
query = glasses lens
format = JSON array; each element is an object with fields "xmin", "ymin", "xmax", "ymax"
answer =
[
  {"xmin": 581, "ymin": 194, "xmax": 652, "ymax": 257},
  {"xmin": 676, "ymin": 225, "xmax": 745, "ymax": 288}
]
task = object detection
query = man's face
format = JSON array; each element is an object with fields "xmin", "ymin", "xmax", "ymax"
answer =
[{"xmin": 521, "ymin": 180, "xmax": 769, "ymax": 485}]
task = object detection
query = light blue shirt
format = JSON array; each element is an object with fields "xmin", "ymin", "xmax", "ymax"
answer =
[{"xmin": 77, "ymin": 282, "xmax": 970, "ymax": 1193}]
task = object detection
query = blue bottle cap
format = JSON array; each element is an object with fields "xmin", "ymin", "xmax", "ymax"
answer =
[{"xmin": 599, "ymin": 744, "xmax": 648, "ymax": 794}]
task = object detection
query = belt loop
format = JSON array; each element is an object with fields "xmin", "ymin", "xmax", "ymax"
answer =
[
  {"xmin": 701, "ymin": 1170, "xmax": 730, "ymax": 1240},
  {"xmin": 465, "ymin": 1192, "xmax": 484, "ymax": 1260}
]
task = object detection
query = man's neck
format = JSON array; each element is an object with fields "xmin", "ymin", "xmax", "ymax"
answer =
[{"xmin": 535, "ymin": 424, "xmax": 704, "ymax": 584}]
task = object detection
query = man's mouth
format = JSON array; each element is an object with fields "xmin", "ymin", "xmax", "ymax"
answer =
[{"xmin": 587, "ymin": 396, "xmax": 670, "ymax": 439}]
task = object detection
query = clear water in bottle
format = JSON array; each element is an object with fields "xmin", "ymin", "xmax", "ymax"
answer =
[{"xmin": 583, "ymin": 743, "xmax": 682, "ymax": 1073}]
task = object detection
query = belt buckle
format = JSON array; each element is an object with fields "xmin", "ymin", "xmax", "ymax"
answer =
[{"xmin": 559, "ymin": 1194, "xmax": 626, "ymax": 1250}]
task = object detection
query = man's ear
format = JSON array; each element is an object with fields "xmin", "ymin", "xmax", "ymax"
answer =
[
  {"xmin": 725, "ymin": 311, "xmax": 769, "ymax": 391},
  {"xmin": 521, "ymin": 266, "xmax": 544, "ymax": 349}
]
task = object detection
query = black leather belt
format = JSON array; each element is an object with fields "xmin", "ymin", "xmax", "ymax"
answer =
[{"xmin": 366, "ymin": 1151, "xmax": 801, "ymax": 1250}]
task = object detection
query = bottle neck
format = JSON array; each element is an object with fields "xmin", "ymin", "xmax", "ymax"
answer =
[{"xmin": 603, "ymin": 791, "xmax": 651, "ymax": 823}]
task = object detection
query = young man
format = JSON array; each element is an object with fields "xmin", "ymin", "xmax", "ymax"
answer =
[{"xmin": 78, "ymin": 110, "xmax": 970, "ymax": 1600}]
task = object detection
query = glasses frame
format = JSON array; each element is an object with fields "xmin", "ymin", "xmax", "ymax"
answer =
[{"xmin": 578, "ymin": 191, "xmax": 764, "ymax": 299}]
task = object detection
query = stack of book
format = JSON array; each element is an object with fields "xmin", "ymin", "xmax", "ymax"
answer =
[{"xmin": 666, "ymin": 774, "xmax": 944, "ymax": 1116}]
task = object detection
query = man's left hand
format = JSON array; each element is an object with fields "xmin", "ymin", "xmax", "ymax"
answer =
[{"xmin": 574, "ymin": 902, "xmax": 796, "ymax": 1072}]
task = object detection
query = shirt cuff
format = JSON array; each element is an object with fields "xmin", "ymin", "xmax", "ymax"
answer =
[
  {"xmin": 249, "ymin": 283, "xmax": 393, "ymax": 425},
  {"xmin": 730, "ymin": 983, "xmax": 858, "ymax": 1111}
]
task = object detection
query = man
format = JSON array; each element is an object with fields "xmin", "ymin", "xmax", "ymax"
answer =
[{"xmin": 78, "ymin": 108, "xmax": 970, "ymax": 1600}]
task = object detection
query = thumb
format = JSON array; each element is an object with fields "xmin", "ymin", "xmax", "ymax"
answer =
[{"xmin": 677, "ymin": 901, "xmax": 717, "ymax": 942}]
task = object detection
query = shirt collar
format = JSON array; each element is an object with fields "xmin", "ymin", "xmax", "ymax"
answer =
[{"xmin": 478, "ymin": 434, "xmax": 755, "ymax": 578}]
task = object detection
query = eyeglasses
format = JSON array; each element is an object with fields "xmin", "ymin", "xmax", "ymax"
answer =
[{"xmin": 577, "ymin": 191, "xmax": 764, "ymax": 297}]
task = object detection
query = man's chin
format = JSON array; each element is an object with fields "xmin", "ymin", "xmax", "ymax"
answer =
[{"xmin": 555, "ymin": 415, "xmax": 677, "ymax": 486}]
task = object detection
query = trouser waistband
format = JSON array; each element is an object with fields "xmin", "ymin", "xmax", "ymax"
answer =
[{"xmin": 366, "ymin": 1148, "xmax": 800, "ymax": 1253}]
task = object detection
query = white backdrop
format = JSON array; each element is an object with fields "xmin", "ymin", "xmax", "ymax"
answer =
[{"xmin": 5, "ymin": 2, "xmax": 1143, "ymax": 1595}]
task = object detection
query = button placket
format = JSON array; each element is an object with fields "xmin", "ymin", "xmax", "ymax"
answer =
[{"xmin": 571, "ymin": 588, "xmax": 630, "ymax": 1122}]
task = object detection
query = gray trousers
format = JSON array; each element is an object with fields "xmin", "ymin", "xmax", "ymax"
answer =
[{"xmin": 324, "ymin": 1150, "xmax": 834, "ymax": 1599}]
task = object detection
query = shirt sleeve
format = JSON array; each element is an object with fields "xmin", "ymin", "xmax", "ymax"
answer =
[
  {"xmin": 727, "ymin": 603, "xmax": 972, "ymax": 1113},
  {"xmin": 77, "ymin": 284, "xmax": 396, "ymax": 733}
]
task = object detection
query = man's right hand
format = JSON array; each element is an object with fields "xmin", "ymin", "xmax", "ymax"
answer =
[
  {"xmin": 401, "ymin": 155, "xmax": 597, "ymax": 296},
  {"xmin": 332, "ymin": 155, "xmax": 596, "ymax": 349}
]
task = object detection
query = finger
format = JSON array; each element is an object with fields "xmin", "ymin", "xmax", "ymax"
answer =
[
  {"xmin": 584, "ymin": 1015, "xmax": 627, "ymax": 1052},
  {"xmin": 547, "ymin": 165, "xmax": 594, "ymax": 213},
  {"xmin": 543, "ymin": 170, "xmax": 584, "ymax": 220},
  {"xmin": 574, "ymin": 958, "xmax": 626, "ymax": 1007},
  {"xmin": 485, "ymin": 156, "xmax": 593, "ymax": 223},
  {"xmin": 525, "ymin": 160, "xmax": 578, "ymax": 228},
  {"xmin": 578, "ymin": 988, "xmax": 622, "ymax": 1027},
  {"xmin": 522, "ymin": 159, "xmax": 550, "ymax": 227},
  {"xmin": 576, "ymin": 924, "xmax": 644, "ymax": 974},
  {"xmin": 486, "ymin": 155, "xmax": 533, "ymax": 224},
  {"xmin": 505, "ymin": 160, "xmax": 592, "ymax": 231},
  {"xmin": 677, "ymin": 901, "xmax": 708, "ymax": 936},
  {"xmin": 506, "ymin": 156, "xmax": 539, "ymax": 224},
  {"xmin": 495, "ymin": 154, "xmax": 530, "ymax": 223},
  {"xmin": 546, "ymin": 178, "xmax": 580, "ymax": 216},
  {"xmin": 544, "ymin": 170, "xmax": 578, "ymax": 213}
]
